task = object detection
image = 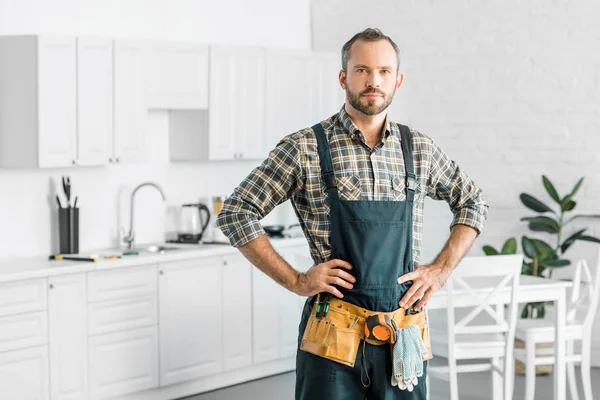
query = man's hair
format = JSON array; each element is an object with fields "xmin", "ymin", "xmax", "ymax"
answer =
[{"xmin": 341, "ymin": 28, "xmax": 401, "ymax": 72}]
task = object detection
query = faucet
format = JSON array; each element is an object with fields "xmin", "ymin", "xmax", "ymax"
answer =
[{"xmin": 122, "ymin": 182, "xmax": 167, "ymax": 250}]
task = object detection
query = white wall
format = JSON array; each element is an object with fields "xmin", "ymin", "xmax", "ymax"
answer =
[{"xmin": 0, "ymin": 0, "xmax": 311, "ymax": 258}]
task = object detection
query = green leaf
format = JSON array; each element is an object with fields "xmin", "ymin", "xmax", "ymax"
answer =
[
  {"xmin": 570, "ymin": 177, "xmax": 584, "ymax": 198},
  {"xmin": 530, "ymin": 239, "xmax": 555, "ymax": 260},
  {"xmin": 560, "ymin": 228, "xmax": 587, "ymax": 253},
  {"xmin": 521, "ymin": 305, "xmax": 530, "ymax": 319},
  {"xmin": 561, "ymin": 200, "xmax": 576, "ymax": 212},
  {"xmin": 540, "ymin": 259, "xmax": 571, "ymax": 268},
  {"xmin": 522, "ymin": 236, "xmax": 538, "ymax": 259},
  {"xmin": 483, "ymin": 246, "xmax": 499, "ymax": 256},
  {"xmin": 565, "ymin": 214, "xmax": 600, "ymax": 225},
  {"xmin": 527, "ymin": 216, "xmax": 560, "ymax": 233},
  {"xmin": 520, "ymin": 193, "xmax": 555, "ymax": 214},
  {"xmin": 536, "ymin": 303, "xmax": 546, "ymax": 319},
  {"xmin": 542, "ymin": 175, "xmax": 561, "ymax": 204},
  {"xmin": 501, "ymin": 238, "xmax": 517, "ymax": 254},
  {"xmin": 578, "ymin": 235, "xmax": 600, "ymax": 244},
  {"xmin": 521, "ymin": 262, "xmax": 534, "ymax": 275}
]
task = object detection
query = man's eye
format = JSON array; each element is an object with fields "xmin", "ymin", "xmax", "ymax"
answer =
[
  {"xmin": 382, "ymin": 70, "xmax": 391, "ymax": 74},
  {"xmin": 357, "ymin": 69, "xmax": 365, "ymax": 73}
]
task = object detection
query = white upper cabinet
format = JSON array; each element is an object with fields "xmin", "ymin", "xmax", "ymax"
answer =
[
  {"xmin": 208, "ymin": 45, "xmax": 265, "ymax": 161},
  {"xmin": 112, "ymin": 39, "xmax": 146, "ymax": 164},
  {"xmin": 0, "ymin": 36, "xmax": 77, "ymax": 168},
  {"xmin": 76, "ymin": 37, "xmax": 113, "ymax": 166},
  {"xmin": 264, "ymin": 50, "xmax": 344, "ymax": 155},
  {"xmin": 147, "ymin": 41, "xmax": 209, "ymax": 109}
]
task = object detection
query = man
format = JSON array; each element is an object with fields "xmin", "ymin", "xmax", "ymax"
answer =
[{"xmin": 216, "ymin": 28, "xmax": 489, "ymax": 400}]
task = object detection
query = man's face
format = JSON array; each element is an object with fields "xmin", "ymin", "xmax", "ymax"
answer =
[{"xmin": 340, "ymin": 39, "xmax": 403, "ymax": 116}]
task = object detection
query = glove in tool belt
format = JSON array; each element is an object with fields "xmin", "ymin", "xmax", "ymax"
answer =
[{"xmin": 300, "ymin": 297, "xmax": 432, "ymax": 368}]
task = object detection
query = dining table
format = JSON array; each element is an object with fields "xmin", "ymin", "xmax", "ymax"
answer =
[{"xmin": 428, "ymin": 274, "xmax": 572, "ymax": 400}]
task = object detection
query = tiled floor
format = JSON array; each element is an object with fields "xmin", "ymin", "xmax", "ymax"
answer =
[{"xmin": 181, "ymin": 359, "xmax": 599, "ymax": 400}]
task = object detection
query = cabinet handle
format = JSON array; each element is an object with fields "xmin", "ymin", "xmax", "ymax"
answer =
[
  {"xmin": 159, "ymin": 270, "xmax": 164, "ymax": 275},
  {"xmin": 49, "ymin": 283, "xmax": 54, "ymax": 289},
  {"xmin": 239, "ymin": 153, "xmax": 243, "ymax": 159},
  {"xmin": 72, "ymin": 159, "xmax": 78, "ymax": 165},
  {"xmin": 223, "ymin": 260, "xmax": 228, "ymax": 266},
  {"xmin": 115, "ymin": 157, "xmax": 120, "ymax": 163},
  {"xmin": 109, "ymin": 158, "xmax": 114, "ymax": 163}
]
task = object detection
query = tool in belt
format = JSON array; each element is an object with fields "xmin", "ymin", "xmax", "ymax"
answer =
[{"xmin": 301, "ymin": 295, "xmax": 431, "ymax": 390}]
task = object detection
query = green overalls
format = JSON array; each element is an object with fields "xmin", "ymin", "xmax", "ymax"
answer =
[{"xmin": 295, "ymin": 122, "xmax": 427, "ymax": 400}]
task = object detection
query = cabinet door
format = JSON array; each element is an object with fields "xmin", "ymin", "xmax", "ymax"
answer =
[
  {"xmin": 0, "ymin": 346, "xmax": 49, "ymax": 400},
  {"xmin": 264, "ymin": 50, "xmax": 313, "ymax": 152},
  {"xmin": 222, "ymin": 254, "xmax": 252, "ymax": 371},
  {"xmin": 48, "ymin": 274, "xmax": 87, "ymax": 400},
  {"xmin": 76, "ymin": 37, "xmax": 113, "ymax": 166},
  {"xmin": 88, "ymin": 326, "xmax": 158, "ymax": 400},
  {"xmin": 147, "ymin": 42, "xmax": 209, "ymax": 109},
  {"xmin": 159, "ymin": 258, "xmax": 223, "ymax": 386},
  {"xmin": 252, "ymin": 266, "xmax": 280, "ymax": 364},
  {"xmin": 209, "ymin": 46, "xmax": 265, "ymax": 160},
  {"xmin": 311, "ymin": 53, "xmax": 344, "ymax": 122},
  {"xmin": 113, "ymin": 39, "xmax": 146, "ymax": 164},
  {"xmin": 37, "ymin": 36, "xmax": 77, "ymax": 168}
]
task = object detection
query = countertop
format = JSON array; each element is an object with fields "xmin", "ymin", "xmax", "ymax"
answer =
[{"xmin": 0, "ymin": 237, "xmax": 308, "ymax": 284}]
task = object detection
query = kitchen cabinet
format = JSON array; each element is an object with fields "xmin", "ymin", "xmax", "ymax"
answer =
[
  {"xmin": 208, "ymin": 45, "xmax": 265, "ymax": 161},
  {"xmin": 0, "ymin": 346, "xmax": 50, "ymax": 400},
  {"xmin": 0, "ymin": 35, "xmax": 145, "ymax": 168},
  {"xmin": 88, "ymin": 326, "xmax": 159, "ymax": 399},
  {"xmin": 159, "ymin": 257, "xmax": 223, "ymax": 386},
  {"xmin": 76, "ymin": 37, "xmax": 113, "ymax": 166},
  {"xmin": 147, "ymin": 41, "xmax": 209, "ymax": 109},
  {"xmin": 112, "ymin": 39, "xmax": 147, "ymax": 164},
  {"xmin": 264, "ymin": 50, "xmax": 344, "ymax": 152},
  {"xmin": 221, "ymin": 254, "xmax": 253, "ymax": 371},
  {"xmin": 48, "ymin": 274, "xmax": 88, "ymax": 400}
]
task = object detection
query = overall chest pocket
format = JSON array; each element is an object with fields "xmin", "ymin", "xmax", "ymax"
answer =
[
  {"xmin": 336, "ymin": 175, "xmax": 361, "ymax": 201},
  {"xmin": 391, "ymin": 176, "xmax": 422, "ymax": 201}
]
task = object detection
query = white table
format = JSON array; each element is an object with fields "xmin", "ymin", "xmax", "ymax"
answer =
[{"xmin": 428, "ymin": 275, "xmax": 572, "ymax": 400}]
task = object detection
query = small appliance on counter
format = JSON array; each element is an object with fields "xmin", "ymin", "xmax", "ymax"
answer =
[
  {"xmin": 263, "ymin": 223, "xmax": 302, "ymax": 239},
  {"xmin": 173, "ymin": 203, "xmax": 211, "ymax": 244}
]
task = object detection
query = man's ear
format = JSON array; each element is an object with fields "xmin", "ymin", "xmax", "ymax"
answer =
[
  {"xmin": 339, "ymin": 69, "xmax": 346, "ymax": 90},
  {"xmin": 396, "ymin": 73, "xmax": 405, "ymax": 91}
]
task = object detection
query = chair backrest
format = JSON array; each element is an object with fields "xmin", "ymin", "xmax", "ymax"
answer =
[
  {"xmin": 567, "ymin": 248, "xmax": 600, "ymax": 332},
  {"xmin": 445, "ymin": 254, "xmax": 523, "ymax": 339}
]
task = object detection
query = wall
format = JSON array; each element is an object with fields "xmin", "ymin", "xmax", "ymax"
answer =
[
  {"xmin": 312, "ymin": 0, "xmax": 600, "ymax": 362},
  {"xmin": 0, "ymin": 0, "xmax": 311, "ymax": 258}
]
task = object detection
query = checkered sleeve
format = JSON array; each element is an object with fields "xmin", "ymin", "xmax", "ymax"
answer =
[
  {"xmin": 215, "ymin": 137, "xmax": 304, "ymax": 248},
  {"xmin": 425, "ymin": 137, "xmax": 489, "ymax": 235}
]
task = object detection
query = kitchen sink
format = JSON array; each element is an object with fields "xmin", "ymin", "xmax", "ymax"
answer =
[{"xmin": 130, "ymin": 244, "xmax": 183, "ymax": 254}]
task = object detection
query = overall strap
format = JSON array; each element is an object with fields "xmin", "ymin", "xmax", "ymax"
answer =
[
  {"xmin": 312, "ymin": 123, "xmax": 339, "ymax": 202},
  {"xmin": 398, "ymin": 124, "xmax": 417, "ymax": 203}
]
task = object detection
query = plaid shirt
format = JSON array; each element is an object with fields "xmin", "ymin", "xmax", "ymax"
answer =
[{"xmin": 216, "ymin": 106, "xmax": 489, "ymax": 266}]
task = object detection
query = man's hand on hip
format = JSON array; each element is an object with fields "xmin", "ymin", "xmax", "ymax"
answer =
[
  {"xmin": 397, "ymin": 264, "xmax": 452, "ymax": 311},
  {"xmin": 293, "ymin": 259, "xmax": 355, "ymax": 299}
]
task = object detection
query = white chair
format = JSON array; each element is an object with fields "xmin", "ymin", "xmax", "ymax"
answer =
[
  {"xmin": 428, "ymin": 254, "xmax": 524, "ymax": 400},
  {"xmin": 514, "ymin": 249, "xmax": 600, "ymax": 400}
]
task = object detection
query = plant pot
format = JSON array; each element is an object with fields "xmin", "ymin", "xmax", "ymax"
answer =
[{"xmin": 514, "ymin": 338, "xmax": 553, "ymax": 375}]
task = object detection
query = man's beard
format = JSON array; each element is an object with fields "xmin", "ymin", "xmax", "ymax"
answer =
[{"xmin": 346, "ymin": 88, "xmax": 394, "ymax": 116}]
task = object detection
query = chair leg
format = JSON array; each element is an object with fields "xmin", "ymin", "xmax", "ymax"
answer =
[
  {"xmin": 449, "ymin": 357, "xmax": 459, "ymax": 400},
  {"xmin": 566, "ymin": 341, "xmax": 579, "ymax": 400},
  {"xmin": 525, "ymin": 335, "xmax": 536, "ymax": 400},
  {"xmin": 426, "ymin": 372, "xmax": 431, "ymax": 399},
  {"xmin": 581, "ymin": 337, "xmax": 593, "ymax": 400},
  {"xmin": 491, "ymin": 357, "xmax": 502, "ymax": 400}
]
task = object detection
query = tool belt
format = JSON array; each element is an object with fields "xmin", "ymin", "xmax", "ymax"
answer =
[{"xmin": 300, "ymin": 297, "xmax": 432, "ymax": 367}]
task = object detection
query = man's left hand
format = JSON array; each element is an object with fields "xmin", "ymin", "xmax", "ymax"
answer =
[{"xmin": 397, "ymin": 264, "xmax": 451, "ymax": 311}]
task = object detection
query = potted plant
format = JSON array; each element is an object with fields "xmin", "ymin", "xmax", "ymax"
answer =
[{"xmin": 483, "ymin": 175, "xmax": 600, "ymax": 373}]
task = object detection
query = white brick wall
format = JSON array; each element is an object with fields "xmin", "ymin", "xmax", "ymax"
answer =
[{"xmin": 312, "ymin": 0, "xmax": 600, "ymax": 362}]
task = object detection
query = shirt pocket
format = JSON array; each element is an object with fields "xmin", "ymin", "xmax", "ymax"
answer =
[{"xmin": 336, "ymin": 174, "xmax": 361, "ymax": 201}]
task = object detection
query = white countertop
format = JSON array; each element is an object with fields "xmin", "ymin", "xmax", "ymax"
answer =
[{"xmin": 0, "ymin": 237, "xmax": 308, "ymax": 284}]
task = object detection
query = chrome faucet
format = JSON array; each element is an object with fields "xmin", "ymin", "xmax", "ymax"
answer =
[{"xmin": 122, "ymin": 182, "xmax": 167, "ymax": 250}]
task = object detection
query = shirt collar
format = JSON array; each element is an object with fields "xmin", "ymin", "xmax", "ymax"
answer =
[{"xmin": 337, "ymin": 105, "xmax": 395, "ymax": 142}]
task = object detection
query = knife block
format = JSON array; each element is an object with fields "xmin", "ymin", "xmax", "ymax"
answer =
[{"xmin": 58, "ymin": 207, "xmax": 79, "ymax": 254}]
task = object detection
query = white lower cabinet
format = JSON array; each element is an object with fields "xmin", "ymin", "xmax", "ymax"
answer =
[
  {"xmin": 0, "ymin": 345, "xmax": 49, "ymax": 400},
  {"xmin": 48, "ymin": 274, "xmax": 88, "ymax": 400},
  {"xmin": 158, "ymin": 258, "xmax": 223, "ymax": 386},
  {"xmin": 221, "ymin": 254, "xmax": 252, "ymax": 371},
  {"xmin": 88, "ymin": 326, "xmax": 159, "ymax": 399}
]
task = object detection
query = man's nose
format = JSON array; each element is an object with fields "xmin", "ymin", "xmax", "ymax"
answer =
[{"xmin": 366, "ymin": 72, "xmax": 381, "ymax": 88}]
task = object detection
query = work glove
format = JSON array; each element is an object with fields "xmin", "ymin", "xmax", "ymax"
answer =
[{"xmin": 391, "ymin": 325, "xmax": 428, "ymax": 391}]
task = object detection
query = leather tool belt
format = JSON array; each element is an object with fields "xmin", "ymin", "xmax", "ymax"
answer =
[{"xmin": 300, "ymin": 297, "xmax": 432, "ymax": 367}]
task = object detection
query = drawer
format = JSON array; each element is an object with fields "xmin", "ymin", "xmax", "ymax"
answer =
[
  {"xmin": 0, "ymin": 311, "xmax": 48, "ymax": 353},
  {"xmin": 0, "ymin": 345, "xmax": 49, "ymax": 400},
  {"xmin": 89, "ymin": 294, "xmax": 158, "ymax": 335},
  {"xmin": 88, "ymin": 265, "xmax": 157, "ymax": 302},
  {"xmin": 0, "ymin": 279, "xmax": 47, "ymax": 317}
]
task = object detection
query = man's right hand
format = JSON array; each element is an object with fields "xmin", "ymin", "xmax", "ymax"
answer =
[{"xmin": 293, "ymin": 259, "xmax": 355, "ymax": 298}]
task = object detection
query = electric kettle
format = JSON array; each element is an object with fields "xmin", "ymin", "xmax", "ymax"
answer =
[{"xmin": 177, "ymin": 203, "xmax": 211, "ymax": 243}]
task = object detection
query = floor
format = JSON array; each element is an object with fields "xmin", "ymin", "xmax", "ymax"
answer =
[{"xmin": 181, "ymin": 359, "xmax": 599, "ymax": 400}]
